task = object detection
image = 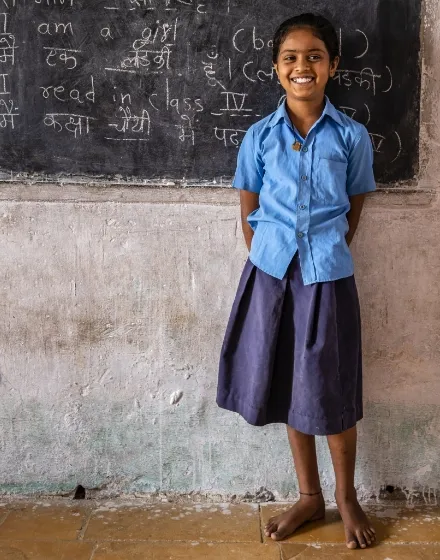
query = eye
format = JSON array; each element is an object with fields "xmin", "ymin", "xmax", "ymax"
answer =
[
  {"xmin": 309, "ymin": 55, "xmax": 322, "ymax": 61},
  {"xmin": 284, "ymin": 56, "xmax": 295, "ymax": 61}
]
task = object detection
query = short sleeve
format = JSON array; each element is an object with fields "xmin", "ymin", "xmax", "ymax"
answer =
[
  {"xmin": 346, "ymin": 126, "xmax": 376, "ymax": 197},
  {"xmin": 232, "ymin": 126, "xmax": 264, "ymax": 194}
]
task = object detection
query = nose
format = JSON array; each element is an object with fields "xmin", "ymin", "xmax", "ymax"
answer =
[{"xmin": 295, "ymin": 55, "xmax": 310, "ymax": 72}]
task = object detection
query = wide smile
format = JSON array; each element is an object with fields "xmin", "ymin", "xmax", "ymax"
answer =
[{"xmin": 291, "ymin": 76, "xmax": 315, "ymax": 85}]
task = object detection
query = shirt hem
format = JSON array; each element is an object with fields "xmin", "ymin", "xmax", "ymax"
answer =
[
  {"xmin": 248, "ymin": 255, "xmax": 286, "ymax": 280},
  {"xmin": 232, "ymin": 183, "xmax": 261, "ymax": 194},
  {"xmin": 347, "ymin": 184, "xmax": 376, "ymax": 197},
  {"xmin": 249, "ymin": 254, "xmax": 355, "ymax": 285}
]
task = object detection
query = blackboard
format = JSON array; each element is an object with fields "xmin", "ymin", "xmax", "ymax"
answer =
[{"xmin": 0, "ymin": 0, "xmax": 421, "ymax": 184}]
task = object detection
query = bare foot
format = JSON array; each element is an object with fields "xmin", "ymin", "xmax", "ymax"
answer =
[
  {"xmin": 264, "ymin": 493, "xmax": 325, "ymax": 541},
  {"xmin": 335, "ymin": 489, "xmax": 376, "ymax": 549}
]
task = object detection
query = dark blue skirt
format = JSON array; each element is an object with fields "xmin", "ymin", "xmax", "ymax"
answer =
[{"xmin": 217, "ymin": 254, "xmax": 363, "ymax": 436}]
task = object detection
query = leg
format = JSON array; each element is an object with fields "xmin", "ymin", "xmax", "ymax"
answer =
[
  {"xmin": 264, "ymin": 426, "xmax": 325, "ymax": 541},
  {"xmin": 327, "ymin": 425, "xmax": 376, "ymax": 549}
]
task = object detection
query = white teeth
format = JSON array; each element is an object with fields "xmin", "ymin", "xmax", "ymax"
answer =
[{"xmin": 293, "ymin": 77, "xmax": 313, "ymax": 83}]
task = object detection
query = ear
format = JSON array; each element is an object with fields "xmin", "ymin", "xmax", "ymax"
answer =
[
  {"xmin": 273, "ymin": 63, "xmax": 279, "ymax": 79},
  {"xmin": 329, "ymin": 56, "xmax": 340, "ymax": 78}
]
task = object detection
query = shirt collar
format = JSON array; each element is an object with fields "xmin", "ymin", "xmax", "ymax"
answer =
[{"xmin": 269, "ymin": 95, "xmax": 343, "ymax": 128}]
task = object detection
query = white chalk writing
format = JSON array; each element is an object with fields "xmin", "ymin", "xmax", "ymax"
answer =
[
  {"xmin": 242, "ymin": 61, "xmax": 275, "ymax": 84},
  {"xmin": 0, "ymin": 97, "xmax": 17, "ymax": 128},
  {"xmin": 104, "ymin": 0, "xmax": 208, "ymax": 13},
  {"xmin": 211, "ymin": 91, "xmax": 254, "ymax": 117},
  {"xmin": 38, "ymin": 22, "xmax": 74, "ymax": 36},
  {"xmin": 40, "ymin": 76, "xmax": 95, "ymax": 104},
  {"xmin": 121, "ymin": 45, "xmax": 172, "ymax": 71},
  {"xmin": 333, "ymin": 66, "xmax": 393, "ymax": 96},
  {"xmin": 0, "ymin": 72, "xmax": 9, "ymax": 94},
  {"xmin": 43, "ymin": 113, "xmax": 95, "ymax": 137},
  {"xmin": 214, "ymin": 127, "xmax": 246, "ymax": 147},
  {"xmin": 108, "ymin": 106, "xmax": 151, "ymax": 135},
  {"xmin": 0, "ymin": 14, "xmax": 16, "ymax": 66},
  {"xmin": 43, "ymin": 47, "xmax": 81, "ymax": 69},
  {"xmin": 175, "ymin": 114, "xmax": 194, "ymax": 144},
  {"xmin": 0, "ymin": 9, "xmax": 411, "ymax": 173},
  {"xmin": 232, "ymin": 27, "xmax": 272, "ymax": 53},
  {"xmin": 35, "ymin": 0, "xmax": 74, "ymax": 5}
]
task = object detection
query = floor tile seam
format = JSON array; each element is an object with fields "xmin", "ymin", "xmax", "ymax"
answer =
[
  {"xmin": 258, "ymin": 504, "xmax": 264, "ymax": 543},
  {"xmin": 82, "ymin": 537, "xmax": 270, "ymax": 544},
  {"xmin": 78, "ymin": 508, "xmax": 95, "ymax": 541},
  {"xmin": 379, "ymin": 541, "xmax": 440, "ymax": 546},
  {"xmin": 277, "ymin": 542, "xmax": 284, "ymax": 560},
  {"xmin": 0, "ymin": 535, "xmax": 265, "ymax": 544},
  {"xmin": 278, "ymin": 542, "xmax": 440, "ymax": 547},
  {"xmin": 89, "ymin": 542, "xmax": 99, "ymax": 560},
  {"xmin": 0, "ymin": 538, "xmax": 99, "ymax": 544},
  {"xmin": 3, "ymin": 536, "xmax": 440, "ymax": 546},
  {"xmin": 269, "ymin": 539, "xmax": 440, "ymax": 546},
  {"xmin": 0, "ymin": 511, "xmax": 10, "ymax": 527}
]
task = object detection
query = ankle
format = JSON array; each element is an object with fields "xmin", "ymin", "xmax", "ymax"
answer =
[
  {"xmin": 335, "ymin": 487, "xmax": 357, "ymax": 502},
  {"xmin": 298, "ymin": 490, "xmax": 324, "ymax": 503}
]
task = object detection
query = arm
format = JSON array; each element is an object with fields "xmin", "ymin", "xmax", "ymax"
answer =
[
  {"xmin": 232, "ymin": 125, "xmax": 263, "ymax": 250},
  {"xmin": 346, "ymin": 193, "xmax": 366, "ymax": 247},
  {"xmin": 345, "ymin": 126, "xmax": 376, "ymax": 246},
  {"xmin": 240, "ymin": 190, "xmax": 260, "ymax": 251}
]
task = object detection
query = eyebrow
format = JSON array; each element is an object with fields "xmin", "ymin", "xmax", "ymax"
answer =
[{"xmin": 280, "ymin": 48, "xmax": 326, "ymax": 54}]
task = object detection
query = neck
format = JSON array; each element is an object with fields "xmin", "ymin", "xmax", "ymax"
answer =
[{"xmin": 285, "ymin": 96, "xmax": 326, "ymax": 137}]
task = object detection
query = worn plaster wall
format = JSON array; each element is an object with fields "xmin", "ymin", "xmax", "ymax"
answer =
[{"xmin": 0, "ymin": 1, "xmax": 440, "ymax": 501}]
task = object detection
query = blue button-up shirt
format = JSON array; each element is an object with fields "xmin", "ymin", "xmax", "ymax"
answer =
[{"xmin": 232, "ymin": 97, "xmax": 376, "ymax": 285}]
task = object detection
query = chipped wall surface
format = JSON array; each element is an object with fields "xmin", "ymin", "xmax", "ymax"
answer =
[{"xmin": 1, "ymin": 2, "xmax": 440, "ymax": 500}]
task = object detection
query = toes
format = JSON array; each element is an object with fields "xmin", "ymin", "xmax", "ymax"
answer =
[
  {"xmin": 345, "ymin": 531, "xmax": 357, "ymax": 549},
  {"xmin": 264, "ymin": 523, "xmax": 276, "ymax": 537},
  {"xmin": 363, "ymin": 529, "xmax": 372, "ymax": 545},
  {"xmin": 270, "ymin": 530, "xmax": 285, "ymax": 541},
  {"xmin": 356, "ymin": 530, "xmax": 367, "ymax": 549},
  {"xmin": 367, "ymin": 528, "xmax": 376, "ymax": 541}
]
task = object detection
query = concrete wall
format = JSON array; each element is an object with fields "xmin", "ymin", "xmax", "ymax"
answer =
[{"xmin": 1, "ymin": 1, "xmax": 440, "ymax": 501}]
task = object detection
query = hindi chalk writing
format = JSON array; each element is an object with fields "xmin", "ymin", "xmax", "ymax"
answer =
[
  {"xmin": 0, "ymin": 13, "xmax": 16, "ymax": 66},
  {"xmin": 214, "ymin": 127, "xmax": 246, "ymax": 147},
  {"xmin": 43, "ymin": 113, "xmax": 95, "ymax": 137},
  {"xmin": 44, "ymin": 47, "xmax": 81, "ymax": 69},
  {"xmin": 0, "ymin": 1, "xmax": 422, "ymax": 183}
]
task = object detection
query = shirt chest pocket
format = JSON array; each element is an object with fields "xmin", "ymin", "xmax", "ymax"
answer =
[{"xmin": 314, "ymin": 157, "xmax": 348, "ymax": 204}]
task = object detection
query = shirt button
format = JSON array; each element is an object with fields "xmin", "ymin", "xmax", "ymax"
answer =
[
  {"xmin": 299, "ymin": 204, "xmax": 306, "ymax": 210},
  {"xmin": 297, "ymin": 232, "xmax": 304, "ymax": 238},
  {"xmin": 301, "ymin": 175, "xmax": 308, "ymax": 181},
  {"xmin": 302, "ymin": 147, "xmax": 308, "ymax": 153}
]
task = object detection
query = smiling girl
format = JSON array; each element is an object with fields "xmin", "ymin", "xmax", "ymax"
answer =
[{"xmin": 217, "ymin": 13, "xmax": 377, "ymax": 549}]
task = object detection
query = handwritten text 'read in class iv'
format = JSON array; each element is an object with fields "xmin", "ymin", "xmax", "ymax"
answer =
[{"xmin": 0, "ymin": 4, "xmax": 403, "ymax": 165}]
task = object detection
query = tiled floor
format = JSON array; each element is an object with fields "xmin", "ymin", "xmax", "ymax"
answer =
[{"xmin": 0, "ymin": 499, "xmax": 439, "ymax": 559}]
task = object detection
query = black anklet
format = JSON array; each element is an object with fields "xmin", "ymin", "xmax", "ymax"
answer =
[{"xmin": 299, "ymin": 489, "xmax": 322, "ymax": 496}]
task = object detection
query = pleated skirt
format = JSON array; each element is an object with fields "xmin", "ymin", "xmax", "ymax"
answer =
[{"xmin": 216, "ymin": 254, "xmax": 363, "ymax": 436}]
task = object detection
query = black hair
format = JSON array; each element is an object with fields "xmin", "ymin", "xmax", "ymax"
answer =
[{"xmin": 272, "ymin": 13, "xmax": 339, "ymax": 64}]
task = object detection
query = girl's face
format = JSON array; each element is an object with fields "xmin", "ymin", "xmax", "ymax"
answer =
[{"xmin": 273, "ymin": 28, "xmax": 339, "ymax": 104}]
